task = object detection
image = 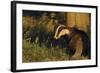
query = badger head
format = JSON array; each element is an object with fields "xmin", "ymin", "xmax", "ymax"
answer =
[{"xmin": 54, "ymin": 25, "xmax": 70, "ymax": 39}]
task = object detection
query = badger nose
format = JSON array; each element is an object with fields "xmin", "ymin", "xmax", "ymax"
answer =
[
  {"xmin": 54, "ymin": 35, "xmax": 58, "ymax": 39},
  {"xmin": 54, "ymin": 36, "xmax": 57, "ymax": 39}
]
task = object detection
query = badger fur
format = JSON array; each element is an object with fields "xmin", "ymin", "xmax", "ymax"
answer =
[{"xmin": 54, "ymin": 25, "xmax": 90, "ymax": 59}]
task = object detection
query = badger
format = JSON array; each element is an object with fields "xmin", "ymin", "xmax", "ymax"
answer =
[{"xmin": 54, "ymin": 24, "xmax": 90, "ymax": 59}]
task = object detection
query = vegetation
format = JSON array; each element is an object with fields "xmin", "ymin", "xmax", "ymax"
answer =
[
  {"xmin": 22, "ymin": 39, "xmax": 70, "ymax": 62},
  {"xmin": 22, "ymin": 39, "xmax": 88, "ymax": 63}
]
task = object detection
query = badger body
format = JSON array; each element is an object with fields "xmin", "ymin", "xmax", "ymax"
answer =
[{"xmin": 54, "ymin": 25, "xmax": 90, "ymax": 59}]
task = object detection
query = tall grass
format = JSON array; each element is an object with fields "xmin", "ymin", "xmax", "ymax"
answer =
[
  {"xmin": 22, "ymin": 39, "xmax": 88, "ymax": 63},
  {"xmin": 22, "ymin": 39, "xmax": 70, "ymax": 63}
]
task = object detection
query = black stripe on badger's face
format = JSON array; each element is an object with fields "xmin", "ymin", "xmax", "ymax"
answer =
[
  {"xmin": 57, "ymin": 26, "xmax": 66, "ymax": 36},
  {"xmin": 54, "ymin": 25, "xmax": 69, "ymax": 39}
]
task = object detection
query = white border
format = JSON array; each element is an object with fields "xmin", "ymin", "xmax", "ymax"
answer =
[{"xmin": 16, "ymin": 3, "xmax": 96, "ymax": 70}]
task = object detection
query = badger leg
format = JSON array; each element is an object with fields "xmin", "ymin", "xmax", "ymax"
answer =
[
  {"xmin": 68, "ymin": 35, "xmax": 83, "ymax": 59},
  {"xmin": 72, "ymin": 37, "xmax": 83, "ymax": 59}
]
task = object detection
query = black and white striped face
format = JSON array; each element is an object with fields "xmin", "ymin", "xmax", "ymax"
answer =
[{"xmin": 54, "ymin": 25, "xmax": 70, "ymax": 39}]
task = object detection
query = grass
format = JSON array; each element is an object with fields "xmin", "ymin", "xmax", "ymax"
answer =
[
  {"xmin": 22, "ymin": 39, "xmax": 88, "ymax": 63},
  {"xmin": 22, "ymin": 39, "xmax": 70, "ymax": 63}
]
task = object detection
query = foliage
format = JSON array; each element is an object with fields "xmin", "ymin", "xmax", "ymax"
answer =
[
  {"xmin": 22, "ymin": 39, "xmax": 70, "ymax": 62},
  {"xmin": 23, "ymin": 39, "xmax": 88, "ymax": 63}
]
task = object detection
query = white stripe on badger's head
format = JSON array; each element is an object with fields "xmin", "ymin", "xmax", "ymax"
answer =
[
  {"xmin": 54, "ymin": 25, "xmax": 70, "ymax": 39},
  {"xmin": 58, "ymin": 29, "xmax": 70, "ymax": 39}
]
